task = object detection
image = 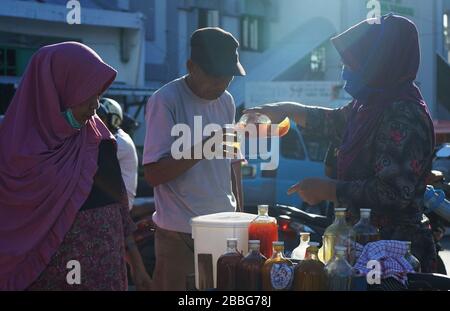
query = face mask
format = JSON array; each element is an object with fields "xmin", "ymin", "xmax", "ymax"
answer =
[
  {"xmin": 62, "ymin": 108, "xmax": 82, "ymax": 129},
  {"xmin": 341, "ymin": 66, "xmax": 382, "ymax": 101}
]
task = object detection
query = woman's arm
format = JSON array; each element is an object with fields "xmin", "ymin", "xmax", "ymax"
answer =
[
  {"xmin": 125, "ymin": 236, "xmax": 152, "ymax": 291},
  {"xmin": 244, "ymin": 101, "xmax": 352, "ymax": 142}
]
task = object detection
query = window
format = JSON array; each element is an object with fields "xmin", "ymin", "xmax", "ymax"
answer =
[
  {"xmin": 310, "ymin": 46, "xmax": 326, "ymax": 75},
  {"xmin": 302, "ymin": 134, "xmax": 329, "ymax": 162},
  {"xmin": 198, "ymin": 9, "xmax": 220, "ymax": 28},
  {"xmin": 0, "ymin": 48, "xmax": 17, "ymax": 76},
  {"xmin": 281, "ymin": 130, "xmax": 305, "ymax": 160},
  {"xmin": 444, "ymin": 13, "xmax": 450, "ymax": 62},
  {"xmin": 241, "ymin": 15, "xmax": 264, "ymax": 52}
]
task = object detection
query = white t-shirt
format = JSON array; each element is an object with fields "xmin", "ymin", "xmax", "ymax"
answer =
[
  {"xmin": 142, "ymin": 76, "xmax": 237, "ymax": 233},
  {"xmin": 116, "ymin": 128, "xmax": 138, "ymax": 210}
]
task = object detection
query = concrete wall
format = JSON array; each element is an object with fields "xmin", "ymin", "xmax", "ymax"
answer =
[{"xmin": 0, "ymin": 16, "xmax": 143, "ymax": 86}]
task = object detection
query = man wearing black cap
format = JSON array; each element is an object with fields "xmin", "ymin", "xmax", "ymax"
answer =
[{"xmin": 142, "ymin": 27, "xmax": 246, "ymax": 290}]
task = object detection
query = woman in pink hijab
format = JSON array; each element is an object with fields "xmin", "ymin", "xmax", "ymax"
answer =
[{"xmin": 0, "ymin": 42, "xmax": 152, "ymax": 290}]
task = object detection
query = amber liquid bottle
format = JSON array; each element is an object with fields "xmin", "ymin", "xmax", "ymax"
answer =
[
  {"xmin": 261, "ymin": 241, "xmax": 294, "ymax": 291},
  {"xmin": 293, "ymin": 242, "xmax": 328, "ymax": 291},
  {"xmin": 236, "ymin": 240, "xmax": 267, "ymax": 291},
  {"xmin": 248, "ymin": 205, "xmax": 278, "ymax": 259},
  {"xmin": 217, "ymin": 238, "xmax": 243, "ymax": 291},
  {"xmin": 353, "ymin": 209, "xmax": 380, "ymax": 245}
]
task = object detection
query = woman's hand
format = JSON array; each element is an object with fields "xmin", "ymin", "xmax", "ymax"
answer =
[
  {"xmin": 287, "ymin": 177, "xmax": 337, "ymax": 205},
  {"xmin": 243, "ymin": 102, "xmax": 307, "ymax": 127},
  {"xmin": 131, "ymin": 266, "xmax": 153, "ymax": 291},
  {"xmin": 243, "ymin": 103, "xmax": 292, "ymax": 124},
  {"xmin": 125, "ymin": 235, "xmax": 152, "ymax": 291}
]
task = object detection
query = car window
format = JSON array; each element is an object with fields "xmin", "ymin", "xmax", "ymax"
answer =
[
  {"xmin": 302, "ymin": 134, "xmax": 329, "ymax": 162},
  {"xmin": 281, "ymin": 130, "xmax": 305, "ymax": 160}
]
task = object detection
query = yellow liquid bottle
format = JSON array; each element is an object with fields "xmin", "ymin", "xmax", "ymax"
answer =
[{"xmin": 322, "ymin": 208, "xmax": 355, "ymax": 264}]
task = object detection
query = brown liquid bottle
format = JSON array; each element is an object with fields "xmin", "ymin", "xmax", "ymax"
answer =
[
  {"xmin": 248, "ymin": 205, "xmax": 278, "ymax": 258},
  {"xmin": 261, "ymin": 241, "xmax": 294, "ymax": 291},
  {"xmin": 216, "ymin": 238, "xmax": 243, "ymax": 291},
  {"xmin": 293, "ymin": 242, "xmax": 328, "ymax": 291},
  {"xmin": 353, "ymin": 209, "xmax": 380, "ymax": 245},
  {"xmin": 404, "ymin": 241, "xmax": 421, "ymax": 273},
  {"xmin": 236, "ymin": 240, "xmax": 267, "ymax": 291}
]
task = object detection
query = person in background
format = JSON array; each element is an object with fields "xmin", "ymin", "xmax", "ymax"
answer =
[
  {"xmin": 246, "ymin": 14, "xmax": 437, "ymax": 273},
  {"xmin": 143, "ymin": 27, "xmax": 245, "ymax": 290},
  {"xmin": 98, "ymin": 98, "xmax": 139, "ymax": 210},
  {"xmin": 0, "ymin": 42, "xmax": 151, "ymax": 290}
]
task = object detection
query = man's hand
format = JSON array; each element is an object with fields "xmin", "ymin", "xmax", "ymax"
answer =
[{"xmin": 287, "ymin": 177, "xmax": 337, "ymax": 205}]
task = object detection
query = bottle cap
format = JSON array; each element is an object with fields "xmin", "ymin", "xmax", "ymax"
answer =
[
  {"xmin": 248, "ymin": 240, "xmax": 260, "ymax": 246},
  {"xmin": 308, "ymin": 242, "xmax": 320, "ymax": 247},
  {"xmin": 257, "ymin": 205, "xmax": 269, "ymax": 213},
  {"xmin": 360, "ymin": 208, "xmax": 371, "ymax": 214},
  {"xmin": 300, "ymin": 232, "xmax": 310, "ymax": 242},
  {"xmin": 272, "ymin": 241, "xmax": 284, "ymax": 247},
  {"xmin": 335, "ymin": 245, "xmax": 347, "ymax": 253},
  {"xmin": 226, "ymin": 238, "xmax": 238, "ymax": 247},
  {"xmin": 335, "ymin": 208, "xmax": 347, "ymax": 213}
]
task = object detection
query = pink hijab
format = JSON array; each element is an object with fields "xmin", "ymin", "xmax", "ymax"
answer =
[{"xmin": 0, "ymin": 42, "xmax": 117, "ymax": 290}]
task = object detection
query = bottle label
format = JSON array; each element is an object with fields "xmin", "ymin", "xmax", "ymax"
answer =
[{"xmin": 270, "ymin": 263, "xmax": 294, "ymax": 290}]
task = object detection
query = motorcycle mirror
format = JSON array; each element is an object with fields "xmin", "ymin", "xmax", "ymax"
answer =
[{"xmin": 436, "ymin": 145, "xmax": 450, "ymax": 158}]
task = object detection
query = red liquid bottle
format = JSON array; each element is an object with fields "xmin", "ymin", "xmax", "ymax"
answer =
[
  {"xmin": 248, "ymin": 205, "xmax": 278, "ymax": 258},
  {"xmin": 216, "ymin": 238, "xmax": 243, "ymax": 291}
]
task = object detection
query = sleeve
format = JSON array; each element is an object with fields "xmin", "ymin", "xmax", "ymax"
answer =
[
  {"xmin": 116, "ymin": 133, "xmax": 138, "ymax": 209},
  {"xmin": 303, "ymin": 102, "xmax": 353, "ymax": 143},
  {"xmin": 142, "ymin": 92, "xmax": 176, "ymax": 165},
  {"xmin": 335, "ymin": 103, "xmax": 434, "ymax": 214}
]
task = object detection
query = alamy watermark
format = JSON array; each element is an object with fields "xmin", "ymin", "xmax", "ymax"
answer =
[
  {"xmin": 170, "ymin": 117, "xmax": 280, "ymax": 171},
  {"xmin": 66, "ymin": 259, "xmax": 81, "ymax": 285},
  {"xmin": 367, "ymin": 0, "xmax": 382, "ymax": 24},
  {"xmin": 66, "ymin": 0, "xmax": 81, "ymax": 25}
]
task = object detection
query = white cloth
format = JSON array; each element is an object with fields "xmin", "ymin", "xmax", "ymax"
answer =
[
  {"xmin": 142, "ymin": 76, "xmax": 237, "ymax": 234},
  {"xmin": 116, "ymin": 128, "xmax": 138, "ymax": 210}
]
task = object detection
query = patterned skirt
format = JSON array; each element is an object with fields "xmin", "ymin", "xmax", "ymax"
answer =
[{"xmin": 28, "ymin": 203, "xmax": 135, "ymax": 291}]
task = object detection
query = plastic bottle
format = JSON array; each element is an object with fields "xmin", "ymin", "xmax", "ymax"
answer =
[
  {"xmin": 352, "ymin": 209, "xmax": 380, "ymax": 245},
  {"xmin": 261, "ymin": 241, "xmax": 294, "ymax": 291},
  {"xmin": 325, "ymin": 245, "xmax": 353, "ymax": 291},
  {"xmin": 293, "ymin": 242, "xmax": 328, "ymax": 291},
  {"xmin": 236, "ymin": 240, "xmax": 266, "ymax": 291},
  {"xmin": 216, "ymin": 238, "xmax": 243, "ymax": 290},
  {"xmin": 291, "ymin": 232, "xmax": 310, "ymax": 260}
]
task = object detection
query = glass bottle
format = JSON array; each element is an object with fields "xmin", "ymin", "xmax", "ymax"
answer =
[
  {"xmin": 217, "ymin": 238, "xmax": 243, "ymax": 291},
  {"xmin": 237, "ymin": 112, "xmax": 290, "ymax": 138},
  {"xmin": 293, "ymin": 242, "xmax": 328, "ymax": 291},
  {"xmin": 291, "ymin": 232, "xmax": 310, "ymax": 260},
  {"xmin": 248, "ymin": 205, "xmax": 279, "ymax": 258},
  {"xmin": 261, "ymin": 241, "xmax": 294, "ymax": 291},
  {"xmin": 322, "ymin": 208, "xmax": 356, "ymax": 264},
  {"xmin": 352, "ymin": 209, "xmax": 380, "ymax": 245},
  {"xmin": 325, "ymin": 245, "xmax": 353, "ymax": 291},
  {"xmin": 236, "ymin": 240, "xmax": 267, "ymax": 291},
  {"xmin": 404, "ymin": 241, "xmax": 421, "ymax": 273}
]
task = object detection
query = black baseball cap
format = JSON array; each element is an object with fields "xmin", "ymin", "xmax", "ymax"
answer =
[{"xmin": 190, "ymin": 27, "xmax": 246, "ymax": 77}]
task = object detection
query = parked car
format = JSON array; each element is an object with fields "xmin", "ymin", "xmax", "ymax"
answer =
[{"xmin": 242, "ymin": 122, "xmax": 329, "ymax": 214}]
